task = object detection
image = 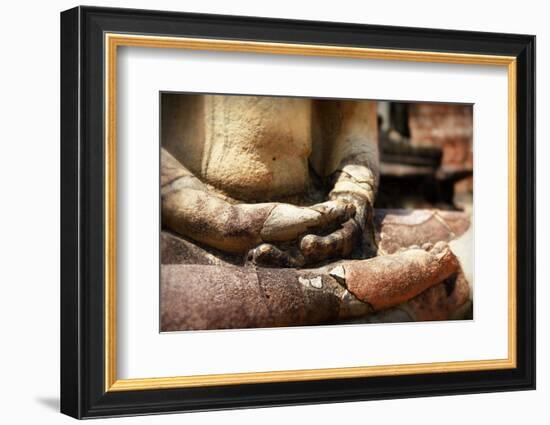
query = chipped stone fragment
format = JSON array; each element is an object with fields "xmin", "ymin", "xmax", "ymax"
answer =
[
  {"xmin": 338, "ymin": 289, "xmax": 372, "ymax": 319},
  {"xmin": 329, "ymin": 265, "xmax": 346, "ymax": 284},
  {"xmin": 309, "ymin": 276, "xmax": 323, "ymax": 289},
  {"xmin": 298, "ymin": 276, "xmax": 310, "ymax": 286}
]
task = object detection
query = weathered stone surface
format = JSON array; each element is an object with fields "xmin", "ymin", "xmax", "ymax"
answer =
[
  {"xmin": 257, "ymin": 268, "xmax": 342, "ymax": 327},
  {"xmin": 161, "ymin": 95, "xmax": 381, "ymax": 261},
  {"xmin": 160, "ymin": 208, "xmax": 472, "ymax": 330},
  {"xmin": 345, "ymin": 273, "xmax": 471, "ymax": 324},
  {"xmin": 341, "ymin": 263, "xmax": 471, "ymax": 324},
  {"xmin": 163, "ymin": 94, "xmax": 313, "ymax": 202},
  {"xmin": 158, "ymin": 95, "xmax": 474, "ymax": 329},
  {"xmin": 374, "ymin": 209, "xmax": 470, "ymax": 255},
  {"xmin": 342, "ymin": 242, "xmax": 460, "ymax": 311},
  {"xmin": 400, "ymin": 272, "xmax": 471, "ymax": 321},
  {"xmin": 162, "ymin": 208, "xmax": 471, "ymax": 265},
  {"xmin": 300, "ymin": 218, "xmax": 358, "ymax": 263},
  {"xmin": 162, "ymin": 187, "xmax": 271, "ymax": 254},
  {"xmin": 160, "ymin": 247, "xmax": 468, "ymax": 331},
  {"xmin": 161, "ymin": 231, "xmax": 239, "ymax": 266},
  {"xmin": 161, "ymin": 265, "xmax": 261, "ymax": 331},
  {"xmin": 160, "ymin": 265, "xmax": 344, "ymax": 331},
  {"xmin": 260, "ymin": 201, "xmax": 354, "ymax": 243}
]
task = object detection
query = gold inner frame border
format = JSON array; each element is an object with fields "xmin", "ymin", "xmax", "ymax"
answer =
[{"xmin": 104, "ymin": 33, "xmax": 517, "ymax": 392}]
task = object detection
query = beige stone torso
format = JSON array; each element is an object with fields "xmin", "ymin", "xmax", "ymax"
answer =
[
  {"xmin": 162, "ymin": 94, "xmax": 313, "ymax": 203},
  {"xmin": 162, "ymin": 94, "xmax": 379, "ymax": 204}
]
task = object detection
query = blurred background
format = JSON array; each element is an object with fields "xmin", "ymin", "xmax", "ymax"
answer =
[{"xmin": 376, "ymin": 102, "xmax": 473, "ymax": 214}]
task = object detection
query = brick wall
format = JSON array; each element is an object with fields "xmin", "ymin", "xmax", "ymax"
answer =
[{"xmin": 408, "ymin": 103, "xmax": 473, "ymax": 192}]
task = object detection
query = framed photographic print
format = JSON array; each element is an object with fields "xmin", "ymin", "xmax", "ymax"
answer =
[{"xmin": 60, "ymin": 6, "xmax": 535, "ymax": 419}]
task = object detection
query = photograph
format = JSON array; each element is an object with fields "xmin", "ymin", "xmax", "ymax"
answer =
[{"xmin": 160, "ymin": 94, "xmax": 474, "ymax": 331}]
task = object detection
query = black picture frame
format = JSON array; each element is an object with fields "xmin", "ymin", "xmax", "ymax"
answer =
[{"xmin": 61, "ymin": 5, "xmax": 535, "ymax": 419}]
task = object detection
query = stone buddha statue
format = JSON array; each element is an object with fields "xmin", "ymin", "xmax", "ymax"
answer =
[
  {"xmin": 159, "ymin": 94, "xmax": 471, "ymax": 330},
  {"xmin": 161, "ymin": 94, "xmax": 379, "ymax": 267}
]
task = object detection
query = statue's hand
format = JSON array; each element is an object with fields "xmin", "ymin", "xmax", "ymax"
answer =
[
  {"xmin": 288, "ymin": 192, "xmax": 378, "ymax": 266},
  {"xmin": 329, "ymin": 192, "xmax": 378, "ymax": 258},
  {"xmin": 258, "ymin": 200, "xmax": 355, "ymax": 243},
  {"xmin": 299, "ymin": 218, "xmax": 360, "ymax": 264},
  {"xmin": 162, "ymin": 148, "xmax": 359, "ymax": 260},
  {"xmin": 298, "ymin": 193, "xmax": 374, "ymax": 265},
  {"xmin": 248, "ymin": 200, "xmax": 363, "ymax": 268}
]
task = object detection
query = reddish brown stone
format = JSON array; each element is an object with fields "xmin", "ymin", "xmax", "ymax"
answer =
[
  {"xmin": 374, "ymin": 209, "xmax": 470, "ymax": 255},
  {"xmin": 343, "ymin": 244, "xmax": 460, "ymax": 311},
  {"xmin": 161, "ymin": 265, "xmax": 265, "ymax": 331},
  {"xmin": 160, "ymin": 265, "xmax": 341, "ymax": 331},
  {"xmin": 402, "ymin": 272, "xmax": 471, "ymax": 321},
  {"xmin": 408, "ymin": 103, "xmax": 473, "ymax": 193},
  {"xmin": 160, "ymin": 209, "xmax": 471, "ymax": 330}
]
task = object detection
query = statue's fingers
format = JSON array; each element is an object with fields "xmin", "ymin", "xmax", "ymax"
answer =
[
  {"xmin": 310, "ymin": 200, "xmax": 355, "ymax": 227},
  {"xmin": 260, "ymin": 204, "xmax": 322, "ymax": 242},
  {"xmin": 299, "ymin": 219, "xmax": 359, "ymax": 263},
  {"xmin": 247, "ymin": 243, "xmax": 304, "ymax": 268},
  {"xmin": 260, "ymin": 202, "xmax": 353, "ymax": 243}
]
